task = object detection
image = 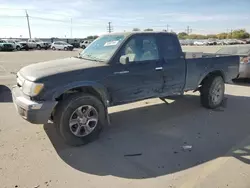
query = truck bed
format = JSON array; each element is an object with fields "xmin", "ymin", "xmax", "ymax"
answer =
[
  {"xmin": 184, "ymin": 53, "xmax": 239, "ymax": 91},
  {"xmin": 185, "ymin": 52, "xmax": 236, "ymax": 59}
]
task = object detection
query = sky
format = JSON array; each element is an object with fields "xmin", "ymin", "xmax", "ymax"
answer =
[{"xmin": 0, "ymin": 0, "xmax": 249, "ymax": 38}]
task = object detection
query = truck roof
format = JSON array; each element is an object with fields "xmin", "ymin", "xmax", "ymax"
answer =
[{"xmin": 102, "ymin": 31, "xmax": 177, "ymax": 37}]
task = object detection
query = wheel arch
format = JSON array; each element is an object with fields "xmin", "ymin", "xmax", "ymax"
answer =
[
  {"xmin": 199, "ymin": 70, "xmax": 225, "ymax": 86},
  {"xmin": 52, "ymin": 82, "xmax": 110, "ymax": 108}
]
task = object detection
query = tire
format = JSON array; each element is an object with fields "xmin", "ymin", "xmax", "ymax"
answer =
[
  {"xmin": 82, "ymin": 45, "xmax": 86, "ymax": 49},
  {"xmin": 16, "ymin": 46, "xmax": 21, "ymax": 51},
  {"xmin": 54, "ymin": 93, "xmax": 105, "ymax": 146},
  {"xmin": 37, "ymin": 45, "xmax": 41, "ymax": 50},
  {"xmin": 64, "ymin": 47, "xmax": 68, "ymax": 51},
  {"xmin": 200, "ymin": 75, "xmax": 225, "ymax": 109},
  {"xmin": 52, "ymin": 47, "xmax": 56, "ymax": 50}
]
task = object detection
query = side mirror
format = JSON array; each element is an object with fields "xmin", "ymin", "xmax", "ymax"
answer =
[{"xmin": 119, "ymin": 55, "xmax": 129, "ymax": 65}]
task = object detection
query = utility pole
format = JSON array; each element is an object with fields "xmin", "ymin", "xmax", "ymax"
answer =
[
  {"xmin": 107, "ymin": 22, "xmax": 113, "ymax": 33},
  {"xmin": 167, "ymin": 24, "xmax": 169, "ymax": 32},
  {"xmin": 70, "ymin": 18, "xmax": 73, "ymax": 38},
  {"xmin": 25, "ymin": 10, "xmax": 32, "ymax": 39},
  {"xmin": 186, "ymin": 26, "xmax": 192, "ymax": 34}
]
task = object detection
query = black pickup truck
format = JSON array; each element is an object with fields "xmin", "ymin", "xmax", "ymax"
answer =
[{"xmin": 12, "ymin": 32, "xmax": 239, "ymax": 146}]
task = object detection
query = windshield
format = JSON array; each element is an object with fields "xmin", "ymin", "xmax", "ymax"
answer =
[
  {"xmin": 59, "ymin": 41, "xmax": 68, "ymax": 45},
  {"xmin": 216, "ymin": 46, "xmax": 250, "ymax": 56},
  {"xmin": 35, "ymin": 39, "xmax": 43, "ymax": 42},
  {"xmin": 79, "ymin": 34, "xmax": 126, "ymax": 62}
]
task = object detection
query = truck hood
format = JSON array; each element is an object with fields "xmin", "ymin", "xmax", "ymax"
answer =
[{"xmin": 19, "ymin": 57, "xmax": 106, "ymax": 82}]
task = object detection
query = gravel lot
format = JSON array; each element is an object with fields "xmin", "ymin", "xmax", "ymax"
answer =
[{"xmin": 0, "ymin": 48, "xmax": 250, "ymax": 188}]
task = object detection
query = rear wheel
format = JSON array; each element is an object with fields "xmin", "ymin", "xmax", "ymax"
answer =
[
  {"xmin": 200, "ymin": 75, "xmax": 225, "ymax": 109},
  {"xmin": 54, "ymin": 93, "xmax": 105, "ymax": 146},
  {"xmin": 16, "ymin": 46, "xmax": 21, "ymax": 51},
  {"xmin": 52, "ymin": 47, "xmax": 56, "ymax": 50},
  {"xmin": 36, "ymin": 45, "xmax": 41, "ymax": 50}
]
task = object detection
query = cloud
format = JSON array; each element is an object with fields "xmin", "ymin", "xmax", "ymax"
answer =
[
  {"xmin": 0, "ymin": 0, "xmax": 249, "ymax": 37},
  {"xmin": 159, "ymin": 13, "xmax": 249, "ymax": 22}
]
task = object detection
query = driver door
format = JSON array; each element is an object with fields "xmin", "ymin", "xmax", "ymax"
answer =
[{"xmin": 106, "ymin": 35, "xmax": 164, "ymax": 105}]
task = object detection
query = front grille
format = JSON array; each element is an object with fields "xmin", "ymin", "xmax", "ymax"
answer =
[{"xmin": 4, "ymin": 44, "xmax": 12, "ymax": 48}]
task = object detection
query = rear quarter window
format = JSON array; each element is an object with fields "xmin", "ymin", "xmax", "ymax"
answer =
[{"xmin": 161, "ymin": 35, "xmax": 181, "ymax": 59}]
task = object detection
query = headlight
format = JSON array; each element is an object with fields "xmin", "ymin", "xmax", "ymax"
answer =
[{"xmin": 22, "ymin": 80, "xmax": 44, "ymax": 96}]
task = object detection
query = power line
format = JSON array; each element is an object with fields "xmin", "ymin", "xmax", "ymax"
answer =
[
  {"xmin": 0, "ymin": 15, "xmax": 26, "ymax": 18},
  {"xmin": 29, "ymin": 16, "xmax": 96, "ymax": 27},
  {"xmin": 30, "ymin": 16, "xmax": 70, "ymax": 23}
]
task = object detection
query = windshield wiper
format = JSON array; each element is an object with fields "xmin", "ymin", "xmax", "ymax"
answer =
[{"xmin": 78, "ymin": 54, "xmax": 104, "ymax": 62}]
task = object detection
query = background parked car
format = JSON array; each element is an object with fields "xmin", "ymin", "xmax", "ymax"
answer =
[
  {"xmin": 216, "ymin": 46, "xmax": 250, "ymax": 78},
  {"xmin": 68, "ymin": 39, "xmax": 80, "ymax": 48},
  {"xmin": 207, "ymin": 39, "xmax": 217, "ymax": 45},
  {"xmin": 194, "ymin": 40, "xmax": 208, "ymax": 46},
  {"xmin": 0, "ymin": 39, "xmax": 14, "ymax": 51},
  {"xmin": 80, "ymin": 40, "xmax": 92, "ymax": 49},
  {"xmin": 19, "ymin": 38, "xmax": 49, "ymax": 50},
  {"xmin": 3, "ymin": 39, "xmax": 23, "ymax": 50},
  {"xmin": 245, "ymin": 39, "xmax": 250, "ymax": 44},
  {"xmin": 51, "ymin": 41, "xmax": 74, "ymax": 51}
]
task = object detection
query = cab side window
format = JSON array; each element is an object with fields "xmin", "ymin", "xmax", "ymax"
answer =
[
  {"xmin": 121, "ymin": 36, "xmax": 159, "ymax": 63},
  {"xmin": 161, "ymin": 35, "xmax": 181, "ymax": 59}
]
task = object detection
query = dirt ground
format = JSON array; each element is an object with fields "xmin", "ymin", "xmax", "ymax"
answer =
[{"xmin": 0, "ymin": 48, "xmax": 250, "ymax": 188}]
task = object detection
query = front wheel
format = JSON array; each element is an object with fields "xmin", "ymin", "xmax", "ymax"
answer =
[
  {"xmin": 64, "ymin": 47, "xmax": 68, "ymax": 51},
  {"xmin": 37, "ymin": 45, "xmax": 41, "ymax": 50},
  {"xmin": 52, "ymin": 47, "xmax": 56, "ymax": 50},
  {"xmin": 16, "ymin": 46, "xmax": 21, "ymax": 51},
  {"xmin": 54, "ymin": 93, "xmax": 106, "ymax": 146},
  {"xmin": 200, "ymin": 75, "xmax": 225, "ymax": 109}
]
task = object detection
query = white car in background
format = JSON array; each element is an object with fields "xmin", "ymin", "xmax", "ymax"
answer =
[
  {"xmin": 51, "ymin": 41, "xmax": 74, "ymax": 51},
  {"xmin": 2, "ymin": 39, "xmax": 22, "ymax": 50},
  {"xmin": 80, "ymin": 40, "xmax": 92, "ymax": 49},
  {"xmin": 194, "ymin": 40, "xmax": 208, "ymax": 46},
  {"xmin": 216, "ymin": 46, "xmax": 250, "ymax": 78}
]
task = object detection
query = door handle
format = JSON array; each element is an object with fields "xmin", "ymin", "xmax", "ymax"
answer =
[
  {"xmin": 113, "ymin": 71, "xmax": 129, "ymax": 75},
  {"xmin": 155, "ymin": 67, "xmax": 163, "ymax": 71}
]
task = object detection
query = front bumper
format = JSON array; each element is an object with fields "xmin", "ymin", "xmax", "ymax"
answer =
[
  {"xmin": 1, "ymin": 47, "xmax": 14, "ymax": 51},
  {"xmin": 68, "ymin": 46, "xmax": 74, "ymax": 50},
  {"xmin": 12, "ymin": 86, "xmax": 57, "ymax": 124}
]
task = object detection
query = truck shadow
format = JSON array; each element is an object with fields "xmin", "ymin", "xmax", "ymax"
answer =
[
  {"xmin": 44, "ymin": 94, "xmax": 250, "ymax": 179},
  {"xmin": 0, "ymin": 85, "xmax": 12, "ymax": 102},
  {"xmin": 232, "ymin": 78, "xmax": 250, "ymax": 86}
]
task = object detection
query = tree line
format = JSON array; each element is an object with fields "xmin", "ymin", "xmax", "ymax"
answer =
[
  {"xmin": 132, "ymin": 28, "xmax": 249, "ymax": 40},
  {"xmin": 178, "ymin": 29, "xmax": 250, "ymax": 40},
  {"xmin": 84, "ymin": 28, "xmax": 249, "ymax": 40}
]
